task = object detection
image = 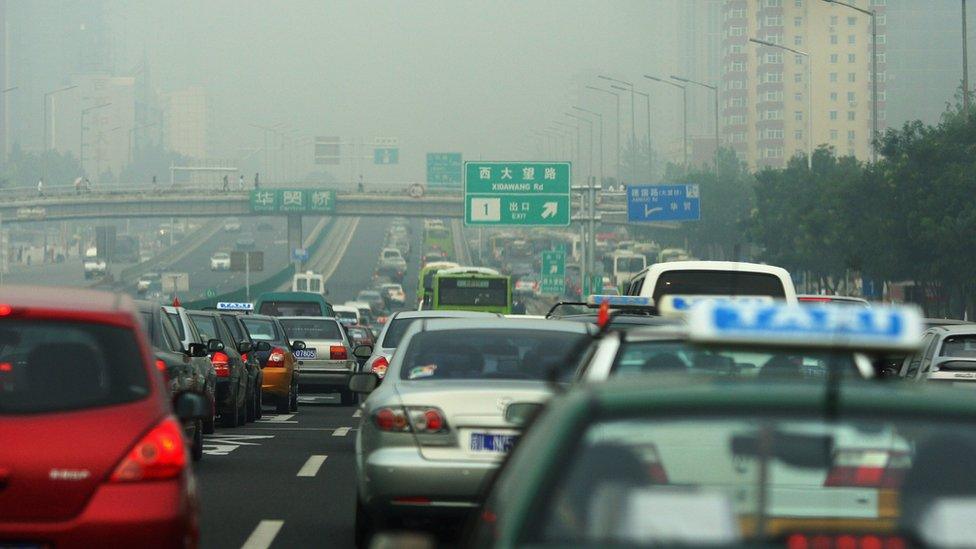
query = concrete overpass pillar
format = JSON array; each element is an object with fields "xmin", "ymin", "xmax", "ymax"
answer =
[{"xmin": 287, "ymin": 214, "xmax": 302, "ymax": 270}]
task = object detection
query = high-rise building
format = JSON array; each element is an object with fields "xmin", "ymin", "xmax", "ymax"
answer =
[
  {"xmin": 678, "ymin": 0, "xmax": 723, "ymax": 143},
  {"xmin": 722, "ymin": 0, "xmax": 886, "ymax": 169},
  {"xmin": 163, "ymin": 87, "xmax": 210, "ymax": 161},
  {"xmin": 0, "ymin": 0, "xmax": 8, "ymax": 160}
]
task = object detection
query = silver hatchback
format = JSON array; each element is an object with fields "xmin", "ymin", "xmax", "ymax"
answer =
[{"xmin": 349, "ymin": 318, "xmax": 592, "ymax": 545}]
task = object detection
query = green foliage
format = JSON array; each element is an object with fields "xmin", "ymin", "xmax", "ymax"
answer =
[
  {"xmin": 618, "ymin": 136, "xmax": 660, "ymax": 185},
  {"xmin": 0, "ymin": 144, "xmax": 83, "ymax": 188}
]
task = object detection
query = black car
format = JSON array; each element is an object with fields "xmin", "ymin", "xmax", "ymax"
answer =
[
  {"xmin": 216, "ymin": 310, "xmax": 269, "ymax": 422},
  {"xmin": 186, "ymin": 310, "xmax": 250, "ymax": 428},
  {"xmin": 136, "ymin": 301, "xmax": 216, "ymax": 461}
]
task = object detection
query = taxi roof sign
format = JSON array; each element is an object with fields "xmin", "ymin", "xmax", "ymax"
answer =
[
  {"xmin": 216, "ymin": 302, "xmax": 254, "ymax": 311},
  {"xmin": 585, "ymin": 295, "xmax": 654, "ymax": 308},
  {"xmin": 657, "ymin": 295, "xmax": 775, "ymax": 316},
  {"xmin": 687, "ymin": 301, "xmax": 923, "ymax": 352}
]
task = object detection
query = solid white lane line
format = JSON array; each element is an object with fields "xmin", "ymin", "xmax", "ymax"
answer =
[
  {"xmin": 296, "ymin": 455, "xmax": 328, "ymax": 477},
  {"xmin": 332, "ymin": 427, "xmax": 351, "ymax": 437},
  {"xmin": 352, "ymin": 409, "xmax": 362, "ymax": 418},
  {"xmin": 240, "ymin": 520, "xmax": 284, "ymax": 549}
]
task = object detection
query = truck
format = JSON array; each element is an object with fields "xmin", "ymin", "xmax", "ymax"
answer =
[{"xmin": 83, "ymin": 247, "xmax": 107, "ymax": 280}]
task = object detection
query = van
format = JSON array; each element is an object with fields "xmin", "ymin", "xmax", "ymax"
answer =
[
  {"xmin": 625, "ymin": 261, "xmax": 797, "ymax": 304},
  {"xmin": 253, "ymin": 291, "xmax": 335, "ymax": 317}
]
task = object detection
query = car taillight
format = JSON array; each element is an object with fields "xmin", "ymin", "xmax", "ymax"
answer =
[
  {"xmin": 374, "ymin": 407, "xmax": 410, "ymax": 431},
  {"xmin": 241, "ymin": 353, "xmax": 248, "ymax": 362},
  {"xmin": 110, "ymin": 417, "xmax": 187, "ymax": 482},
  {"xmin": 211, "ymin": 351, "xmax": 230, "ymax": 378},
  {"xmin": 371, "ymin": 356, "xmax": 389, "ymax": 378},
  {"xmin": 824, "ymin": 449, "xmax": 909, "ymax": 489},
  {"xmin": 407, "ymin": 407, "xmax": 448, "ymax": 433},
  {"xmin": 330, "ymin": 345, "xmax": 348, "ymax": 360},
  {"xmin": 641, "ymin": 443, "xmax": 669, "ymax": 483},
  {"xmin": 267, "ymin": 348, "xmax": 286, "ymax": 367},
  {"xmin": 374, "ymin": 406, "xmax": 449, "ymax": 433},
  {"xmin": 155, "ymin": 359, "xmax": 169, "ymax": 382},
  {"xmin": 786, "ymin": 534, "xmax": 906, "ymax": 549}
]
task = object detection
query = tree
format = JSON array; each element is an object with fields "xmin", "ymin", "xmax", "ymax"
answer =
[
  {"xmin": 0, "ymin": 144, "xmax": 83, "ymax": 188},
  {"xmin": 618, "ymin": 136, "xmax": 661, "ymax": 186}
]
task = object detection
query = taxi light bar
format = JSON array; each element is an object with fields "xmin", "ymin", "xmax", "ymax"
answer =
[
  {"xmin": 657, "ymin": 295, "xmax": 775, "ymax": 317},
  {"xmin": 216, "ymin": 302, "xmax": 254, "ymax": 311},
  {"xmin": 585, "ymin": 295, "xmax": 653, "ymax": 308},
  {"xmin": 686, "ymin": 301, "xmax": 924, "ymax": 352}
]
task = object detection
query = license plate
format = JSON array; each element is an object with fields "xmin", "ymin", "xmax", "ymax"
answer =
[
  {"xmin": 470, "ymin": 432, "xmax": 518, "ymax": 454},
  {"xmin": 294, "ymin": 348, "xmax": 316, "ymax": 359}
]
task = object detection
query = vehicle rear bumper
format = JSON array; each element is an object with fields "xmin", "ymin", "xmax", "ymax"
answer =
[
  {"xmin": 298, "ymin": 370, "xmax": 351, "ymax": 391},
  {"xmin": 261, "ymin": 367, "xmax": 291, "ymax": 398},
  {"xmin": 214, "ymin": 379, "xmax": 237, "ymax": 410},
  {"xmin": 0, "ymin": 474, "xmax": 197, "ymax": 549},
  {"xmin": 360, "ymin": 447, "xmax": 496, "ymax": 513}
]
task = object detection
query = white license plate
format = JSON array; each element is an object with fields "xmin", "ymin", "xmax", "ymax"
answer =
[
  {"xmin": 294, "ymin": 348, "xmax": 316, "ymax": 359},
  {"xmin": 469, "ymin": 432, "xmax": 518, "ymax": 454}
]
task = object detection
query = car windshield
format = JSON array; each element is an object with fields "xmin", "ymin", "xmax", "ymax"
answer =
[
  {"xmin": 609, "ymin": 340, "xmax": 862, "ymax": 380},
  {"xmin": 279, "ymin": 318, "xmax": 342, "ymax": 341},
  {"xmin": 398, "ymin": 328, "xmax": 587, "ymax": 381},
  {"xmin": 0, "ymin": 320, "xmax": 149, "ymax": 414},
  {"xmin": 240, "ymin": 318, "xmax": 279, "ymax": 342},
  {"xmin": 187, "ymin": 313, "xmax": 220, "ymax": 343},
  {"xmin": 939, "ymin": 334, "xmax": 976, "ymax": 357},
  {"xmin": 532, "ymin": 415, "xmax": 976, "ymax": 547}
]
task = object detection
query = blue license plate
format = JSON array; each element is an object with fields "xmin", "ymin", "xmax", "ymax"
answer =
[
  {"xmin": 294, "ymin": 348, "xmax": 316, "ymax": 359},
  {"xmin": 470, "ymin": 433, "xmax": 518, "ymax": 453}
]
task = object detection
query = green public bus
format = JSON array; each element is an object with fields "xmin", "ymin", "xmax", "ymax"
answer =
[
  {"xmin": 416, "ymin": 261, "xmax": 460, "ymax": 307},
  {"xmin": 431, "ymin": 267, "xmax": 512, "ymax": 314}
]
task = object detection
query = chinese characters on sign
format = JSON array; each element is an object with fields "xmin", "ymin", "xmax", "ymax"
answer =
[
  {"xmin": 464, "ymin": 162, "xmax": 571, "ymax": 227},
  {"xmin": 426, "ymin": 153, "xmax": 463, "ymax": 187},
  {"xmin": 249, "ymin": 189, "xmax": 335, "ymax": 214},
  {"xmin": 540, "ymin": 250, "xmax": 566, "ymax": 295},
  {"xmin": 626, "ymin": 184, "xmax": 701, "ymax": 223}
]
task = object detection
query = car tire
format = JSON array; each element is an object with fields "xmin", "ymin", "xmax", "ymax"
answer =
[
  {"xmin": 340, "ymin": 389, "xmax": 356, "ymax": 406},
  {"xmin": 191, "ymin": 420, "xmax": 204, "ymax": 462},
  {"xmin": 354, "ymin": 498, "xmax": 377, "ymax": 549},
  {"xmin": 245, "ymin": 383, "xmax": 256, "ymax": 422},
  {"xmin": 203, "ymin": 396, "xmax": 216, "ymax": 434},
  {"xmin": 275, "ymin": 390, "xmax": 290, "ymax": 414},
  {"xmin": 289, "ymin": 383, "xmax": 299, "ymax": 412},
  {"xmin": 236, "ymin": 388, "xmax": 247, "ymax": 426},
  {"xmin": 221, "ymin": 390, "xmax": 240, "ymax": 428},
  {"xmin": 255, "ymin": 387, "xmax": 264, "ymax": 420}
]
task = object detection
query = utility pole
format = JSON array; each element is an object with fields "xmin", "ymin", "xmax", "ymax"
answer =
[
  {"xmin": 671, "ymin": 75, "xmax": 720, "ymax": 169},
  {"xmin": 645, "ymin": 75, "xmax": 688, "ymax": 167},
  {"xmin": 586, "ymin": 86, "xmax": 621, "ymax": 185},
  {"xmin": 966, "ymin": 0, "xmax": 971, "ymax": 112}
]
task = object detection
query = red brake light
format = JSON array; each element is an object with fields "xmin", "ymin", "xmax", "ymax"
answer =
[
  {"xmin": 824, "ymin": 449, "xmax": 909, "ymax": 488},
  {"xmin": 155, "ymin": 358, "xmax": 169, "ymax": 382},
  {"xmin": 211, "ymin": 351, "xmax": 230, "ymax": 378},
  {"xmin": 110, "ymin": 417, "xmax": 186, "ymax": 482},
  {"xmin": 268, "ymin": 347, "xmax": 286, "ymax": 367},
  {"xmin": 787, "ymin": 534, "xmax": 904, "ymax": 549},
  {"xmin": 0, "ymin": 362, "xmax": 11, "ymax": 373},
  {"xmin": 241, "ymin": 353, "xmax": 248, "ymax": 363},
  {"xmin": 0, "ymin": 304, "xmax": 12, "ymax": 316},
  {"xmin": 375, "ymin": 407, "xmax": 410, "ymax": 431},
  {"xmin": 330, "ymin": 345, "xmax": 348, "ymax": 360},
  {"xmin": 371, "ymin": 356, "xmax": 389, "ymax": 378}
]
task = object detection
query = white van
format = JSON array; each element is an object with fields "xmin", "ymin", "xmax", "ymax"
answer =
[{"xmin": 625, "ymin": 261, "xmax": 797, "ymax": 304}]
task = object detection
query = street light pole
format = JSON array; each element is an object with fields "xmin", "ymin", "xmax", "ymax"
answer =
[
  {"xmin": 572, "ymin": 106, "xmax": 604, "ymax": 188},
  {"xmin": 822, "ymin": 0, "xmax": 878, "ymax": 161},
  {"xmin": 749, "ymin": 38, "xmax": 812, "ymax": 169},
  {"xmin": 671, "ymin": 75, "xmax": 720, "ymax": 169},
  {"xmin": 614, "ymin": 85, "xmax": 653, "ymax": 181},
  {"xmin": 645, "ymin": 75, "xmax": 688, "ymax": 167},
  {"xmin": 565, "ymin": 112, "xmax": 593, "ymax": 186},
  {"xmin": 599, "ymin": 76, "xmax": 638, "ymax": 186},
  {"xmin": 1, "ymin": 87, "xmax": 17, "ymax": 162},
  {"xmin": 43, "ymin": 85, "xmax": 78, "ymax": 151},
  {"xmin": 586, "ymin": 86, "xmax": 621, "ymax": 184},
  {"xmin": 79, "ymin": 102, "xmax": 111, "ymax": 177},
  {"xmin": 553, "ymin": 121, "xmax": 580, "ymax": 167}
]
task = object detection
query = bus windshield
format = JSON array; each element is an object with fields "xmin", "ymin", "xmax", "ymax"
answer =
[{"xmin": 436, "ymin": 276, "xmax": 509, "ymax": 308}]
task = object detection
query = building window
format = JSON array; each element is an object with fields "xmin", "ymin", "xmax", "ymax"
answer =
[
  {"xmin": 729, "ymin": 80, "xmax": 744, "ymax": 89},
  {"xmin": 830, "ymin": 72, "xmax": 838, "ymax": 82},
  {"xmin": 848, "ymin": 35, "xmax": 856, "ymax": 45},
  {"xmin": 795, "ymin": 92, "xmax": 803, "ymax": 101},
  {"xmin": 877, "ymin": 52, "xmax": 886, "ymax": 63},
  {"xmin": 847, "ymin": 111, "xmax": 856, "ymax": 121},
  {"xmin": 872, "ymin": 0, "xmax": 886, "ymax": 6},
  {"xmin": 878, "ymin": 91, "xmax": 887, "ymax": 101},
  {"xmin": 830, "ymin": 92, "xmax": 838, "ymax": 101},
  {"xmin": 730, "ymin": 8, "xmax": 746, "ymax": 18},
  {"xmin": 795, "ymin": 111, "xmax": 803, "ymax": 121},
  {"xmin": 795, "ymin": 72, "xmax": 803, "ymax": 83},
  {"xmin": 830, "ymin": 129, "xmax": 839, "ymax": 140},
  {"xmin": 880, "ymin": 109, "xmax": 887, "ymax": 120},
  {"xmin": 848, "ymin": 72, "xmax": 856, "ymax": 82},
  {"xmin": 848, "ymin": 53, "xmax": 856, "ymax": 63},
  {"xmin": 847, "ymin": 91, "xmax": 856, "ymax": 102},
  {"xmin": 766, "ymin": 90, "xmax": 783, "ymax": 101},
  {"xmin": 830, "ymin": 111, "xmax": 838, "ymax": 120},
  {"xmin": 765, "ymin": 0, "xmax": 782, "ymax": 6},
  {"xmin": 795, "ymin": 54, "xmax": 804, "ymax": 65},
  {"xmin": 795, "ymin": 0, "xmax": 803, "ymax": 6},
  {"xmin": 848, "ymin": 130, "xmax": 856, "ymax": 140},
  {"xmin": 877, "ymin": 34, "xmax": 886, "ymax": 44},
  {"xmin": 729, "ymin": 26, "xmax": 744, "ymax": 37},
  {"xmin": 794, "ymin": 35, "xmax": 804, "ymax": 46},
  {"xmin": 830, "ymin": 15, "xmax": 838, "ymax": 25},
  {"xmin": 847, "ymin": 16, "xmax": 857, "ymax": 26},
  {"xmin": 766, "ymin": 16, "xmax": 782, "ymax": 27},
  {"xmin": 794, "ymin": 17, "xmax": 803, "ymax": 27},
  {"xmin": 731, "ymin": 61, "xmax": 745, "ymax": 72},
  {"xmin": 764, "ymin": 34, "xmax": 783, "ymax": 44},
  {"xmin": 730, "ymin": 96, "xmax": 746, "ymax": 107},
  {"xmin": 830, "ymin": 54, "xmax": 839, "ymax": 64},
  {"xmin": 765, "ymin": 52, "xmax": 783, "ymax": 64},
  {"xmin": 878, "ymin": 14, "xmax": 887, "ymax": 25},
  {"xmin": 763, "ymin": 72, "xmax": 783, "ymax": 83},
  {"xmin": 830, "ymin": 35, "xmax": 838, "ymax": 45},
  {"xmin": 794, "ymin": 130, "xmax": 804, "ymax": 140}
]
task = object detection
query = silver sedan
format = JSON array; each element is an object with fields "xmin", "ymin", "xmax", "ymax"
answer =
[{"xmin": 348, "ymin": 318, "xmax": 592, "ymax": 545}]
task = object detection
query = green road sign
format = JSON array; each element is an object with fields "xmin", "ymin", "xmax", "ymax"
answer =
[
  {"xmin": 427, "ymin": 153, "xmax": 463, "ymax": 187},
  {"xmin": 374, "ymin": 148, "xmax": 399, "ymax": 164},
  {"xmin": 464, "ymin": 162, "xmax": 571, "ymax": 227},
  {"xmin": 540, "ymin": 250, "xmax": 566, "ymax": 295},
  {"xmin": 249, "ymin": 189, "xmax": 335, "ymax": 213},
  {"xmin": 205, "ymin": 288, "xmax": 217, "ymax": 298}
]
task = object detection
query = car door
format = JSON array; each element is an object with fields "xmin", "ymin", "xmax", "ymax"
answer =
[
  {"xmin": 901, "ymin": 332, "xmax": 935, "ymax": 380},
  {"xmin": 214, "ymin": 316, "xmax": 248, "ymax": 396},
  {"xmin": 918, "ymin": 334, "xmax": 943, "ymax": 381}
]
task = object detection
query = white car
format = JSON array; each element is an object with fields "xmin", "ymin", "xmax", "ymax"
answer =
[
  {"xmin": 379, "ymin": 283, "xmax": 406, "ymax": 305},
  {"xmin": 210, "ymin": 252, "xmax": 231, "ymax": 271}
]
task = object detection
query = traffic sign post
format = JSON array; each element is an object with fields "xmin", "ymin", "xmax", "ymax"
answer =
[
  {"xmin": 292, "ymin": 248, "xmax": 309, "ymax": 263},
  {"xmin": 464, "ymin": 162, "xmax": 571, "ymax": 227},
  {"xmin": 250, "ymin": 189, "xmax": 335, "ymax": 214},
  {"xmin": 373, "ymin": 148, "xmax": 399, "ymax": 165},
  {"xmin": 540, "ymin": 250, "xmax": 566, "ymax": 295},
  {"xmin": 626, "ymin": 184, "xmax": 701, "ymax": 222},
  {"xmin": 427, "ymin": 153, "xmax": 463, "ymax": 187}
]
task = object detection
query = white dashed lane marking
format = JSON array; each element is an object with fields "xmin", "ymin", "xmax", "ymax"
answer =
[
  {"xmin": 332, "ymin": 427, "xmax": 350, "ymax": 437},
  {"xmin": 240, "ymin": 520, "xmax": 284, "ymax": 549},
  {"xmin": 296, "ymin": 455, "xmax": 328, "ymax": 477}
]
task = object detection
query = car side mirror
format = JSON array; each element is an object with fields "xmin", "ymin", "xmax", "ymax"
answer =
[
  {"xmin": 353, "ymin": 345, "xmax": 374, "ymax": 359},
  {"xmin": 349, "ymin": 372, "xmax": 379, "ymax": 394},
  {"xmin": 187, "ymin": 342, "xmax": 209, "ymax": 358},
  {"xmin": 237, "ymin": 340, "xmax": 253, "ymax": 354},
  {"xmin": 255, "ymin": 341, "xmax": 272, "ymax": 352},
  {"xmin": 504, "ymin": 402, "xmax": 544, "ymax": 427},
  {"xmin": 291, "ymin": 340, "xmax": 306, "ymax": 351},
  {"xmin": 173, "ymin": 391, "xmax": 210, "ymax": 421},
  {"xmin": 207, "ymin": 338, "xmax": 224, "ymax": 353}
]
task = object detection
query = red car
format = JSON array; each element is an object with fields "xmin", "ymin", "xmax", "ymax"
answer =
[{"xmin": 0, "ymin": 286, "xmax": 208, "ymax": 548}]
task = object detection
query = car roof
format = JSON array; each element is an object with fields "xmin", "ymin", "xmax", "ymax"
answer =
[
  {"xmin": 0, "ymin": 285, "xmax": 132, "ymax": 314},
  {"xmin": 255, "ymin": 291, "xmax": 329, "ymax": 303},
  {"xmin": 278, "ymin": 315, "xmax": 340, "ymax": 323},
  {"xmin": 418, "ymin": 318, "xmax": 591, "ymax": 333},
  {"xmin": 636, "ymin": 260, "xmax": 790, "ymax": 278},
  {"xmin": 390, "ymin": 310, "xmax": 502, "ymax": 320},
  {"xmin": 332, "ymin": 305, "xmax": 358, "ymax": 313},
  {"xmin": 925, "ymin": 318, "xmax": 972, "ymax": 327},
  {"xmin": 927, "ymin": 325, "xmax": 976, "ymax": 335}
]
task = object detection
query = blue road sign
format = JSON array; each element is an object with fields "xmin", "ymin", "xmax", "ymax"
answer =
[
  {"xmin": 374, "ymin": 148, "xmax": 399, "ymax": 165},
  {"xmin": 627, "ymin": 184, "xmax": 700, "ymax": 222},
  {"xmin": 292, "ymin": 248, "xmax": 309, "ymax": 262}
]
